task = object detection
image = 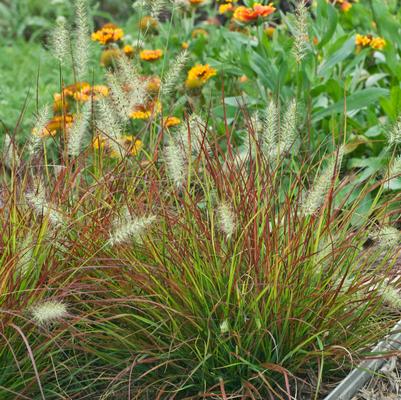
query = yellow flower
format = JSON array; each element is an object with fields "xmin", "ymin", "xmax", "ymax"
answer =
[
  {"xmin": 164, "ymin": 116, "xmax": 181, "ymax": 128},
  {"xmin": 185, "ymin": 64, "xmax": 217, "ymax": 89},
  {"xmin": 130, "ymin": 110, "xmax": 152, "ymax": 120},
  {"xmin": 219, "ymin": 3, "xmax": 234, "ymax": 14},
  {"xmin": 92, "ymin": 135, "xmax": 107, "ymax": 150},
  {"xmin": 355, "ymin": 34, "xmax": 386, "ymax": 51},
  {"xmin": 370, "ymin": 37, "xmax": 386, "ymax": 50},
  {"xmin": 182, "ymin": 41, "xmax": 189, "ymax": 49},
  {"xmin": 92, "ymin": 85, "xmax": 110, "ymax": 99},
  {"xmin": 355, "ymin": 34, "xmax": 371, "ymax": 47},
  {"xmin": 130, "ymin": 101, "xmax": 161, "ymax": 120},
  {"xmin": 123, "ymin": 44, "xmax": 134, "ymax": 58},
  {"xmin": 91, "ymin": 23, "xmax": 124, "ymax": 45},
  {"xmin": 128, "ymin": 138, "xmax": 143, "ymax": 156},
  {"xmin": 110, "ymin": 136, "xmax": 143, "ymax": 158},
  {"xmin": 139, "ymin": 49, "xmax": 163, "ymax": 61}
]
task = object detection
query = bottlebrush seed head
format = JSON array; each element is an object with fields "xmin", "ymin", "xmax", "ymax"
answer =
[
  {"xmin": 380, "ymin": 284, "xmax": 401, "ymax": 309},
  {"xmin": 217, "ymin": 202, "xmax": 236, "ymax": 239},
  {"xmin": 302, "ymin": 147, "xmax": 343, "ymax": 216},
  {"xmin": 369, "ymin": 226, "xmax": 401, "ymax": 249},
  {"xmin": 31, "ymin": 301, "xmax": 68, "ymax": 326},
  {"xmin": 109, "ymin": 213, "xmax": 156, "ymax": 246},
  {"xmin": 165, "ymin": 139, "xmax": 186, "ymax": 188}
]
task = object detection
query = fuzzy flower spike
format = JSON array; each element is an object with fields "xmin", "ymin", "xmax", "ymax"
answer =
[{"xmin": 31, "ymin": 300, "xmax": 68, "ymax": 326}]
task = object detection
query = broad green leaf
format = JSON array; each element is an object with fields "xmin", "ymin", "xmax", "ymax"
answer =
[
  {"xmin": 313, "ymin": 88, "xmax": 389, "ymax": 122},
  {"xmin": 380, "ymin": 86, "xmax": 401, "ymax": 122},
  {"xmin": 317, "ymin": 1, "xmax": 338, "ymax": 49},
  {"xmin": 318, "ymin": 36, "xmax": 355, "ymax": 77}
]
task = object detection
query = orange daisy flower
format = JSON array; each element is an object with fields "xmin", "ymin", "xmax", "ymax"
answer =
[
  {"xmin": 91, "ymin": 23, "xmax": 124, "ymax": 45},
  {"xmin": 139, "ymin": 49, "xmax": 163, "ymax": 61},
  {"xmin": 233, "ymin": 3, "xmax": 275, "ymax": 23}
]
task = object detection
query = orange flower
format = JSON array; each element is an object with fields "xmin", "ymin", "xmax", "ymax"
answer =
[
  {"xmin": 164, "ymin": 116, "xmax": 181, "ymax": 128},
  {"xmin": 130, "ymin": 101, "xmax": 161, "ymax": 120},
  {"xmin": 332, "ymin": 0, "xmax": 352, "ymax": 12},
  {"xmin": 264, "ymin": 26, "xmax": 275, "ymax": 38},
  {"xmin": 63, "ymin": 82, "xmax": 91, "ymax": 98},
  {"xmin": 340, "ymin": 1, "xmax": 352, "ymax": 12},
  {"xmin": 253, "ymin": 2, "xmax": 275, "ymax": 17},
  {"xmin": 53, "ymin": 93, "xmax": 69, "ymax": 114},
  {"xmin": 182, "ymin": 41, "xmax": 189, "ymax": 49},
  {"xmin": 233, "ymin": 3, "xmax": 275, "ymax": 23},
  {"xmin": 32, "ymin": 115, "xmax": 74, "ymax": 138},
  {"xmin": 191, "ymin": 28, "xmax": 209, "ymax": 39},
  {"xmin": 185, "ymin": 64, "xmax": 217, "ymax": 89},
  {"xmin": 189, "ymin": 0, "xmax": 205, "ymax": 5},
  {"xmin": 64, "ymin": 83, "xmax": 109, "ymax": 102},
  {"xmin": 47, "ymin": 115, "xmax": 74, "ymax": 132},
  {"xmin": 139, "ymin": 49, "xmax": 163, "ymax": 61},
  {"xmin": 139, "ymin": 16, "xmax": 158, "ymax": 32},
  {"xmin": 91, "ymin": 23, "xmax": 124, "ymax": 45},
  {"xmin": 81, "ymin": 85, "xmax": 109, "ymax": 102}
]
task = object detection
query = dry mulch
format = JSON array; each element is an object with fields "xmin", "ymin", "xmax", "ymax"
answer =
[{"xmin": 352, "ymin": 357, "xmax": 401, "ymax": 400}]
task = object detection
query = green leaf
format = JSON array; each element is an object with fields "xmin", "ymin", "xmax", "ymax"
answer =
[
  {"xmin": 313, "ymin": 88, "xmax": 389, "ymax": 122},
  {"xmin": 380, "ymin": 86, "xmax": 401, "ymax": 122},
  {"xmin": 224, "ymin": 96, "xmax": 259, "ymax": 107},
  {"xmin": 248, "ymin": 50, "xmax": 278, "ymax": 92},
  {"xmin": 364, "ymin": 125, "xmax": 384, "ymax": 138},
  {"xmin": 318, "ymin": 36, "xmax": 355, "ymax": 77},
  {"xmin": 317, "ymin": 1, "xmax": 338, "ymax": 49}
]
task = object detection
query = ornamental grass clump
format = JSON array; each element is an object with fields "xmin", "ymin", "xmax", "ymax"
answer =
[
  {"xmin": 81, "ymin": 119, "xmax": 401, "ymax": 399},
  {"xmin": 2, "ymin": 0, "xmax": 401, "ymax": 396}
]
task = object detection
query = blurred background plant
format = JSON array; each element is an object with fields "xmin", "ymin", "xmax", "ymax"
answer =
[
  {"xmin": 0, "ymin": 0, "xmax": 72, "ymax": 41},
  {"xmin": 0, "ymin": 0, "xmax": 136, "ymax": 42}
]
